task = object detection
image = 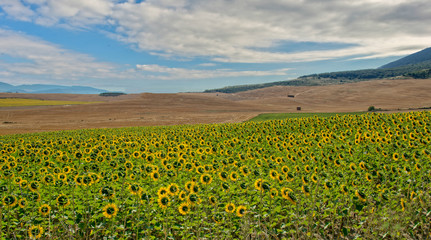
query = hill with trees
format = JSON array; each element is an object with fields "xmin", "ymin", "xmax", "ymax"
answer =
[{"xmin": 205, "ymin": 47, "xmax": 431, "ymax": 93}]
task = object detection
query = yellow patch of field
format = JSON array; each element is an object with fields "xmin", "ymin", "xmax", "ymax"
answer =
[{"xmin": 0, "ymin": 98, "xmax": 101, "ymax": 107}]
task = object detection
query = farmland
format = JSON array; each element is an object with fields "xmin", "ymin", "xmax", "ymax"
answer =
[
  {"xmin": 1, "ymin": 111, "xmax": 430, "ymax": 239},
  {"xmin": 0, "ymin": 98, "xmax": 101, "ymax": 107},
  {"xmin": 2, "ymin": 78, "xmax": 431, "ymax": 135}
]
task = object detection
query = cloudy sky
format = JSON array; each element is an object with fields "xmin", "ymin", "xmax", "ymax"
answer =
[{"xmin": 0, "ymin": 0, "xmax": 430, "ymax": 93}]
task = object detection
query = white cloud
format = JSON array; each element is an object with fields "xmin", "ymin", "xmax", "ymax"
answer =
[
  {"xmin": 0, "ymin": 28, "xmax": 122, "ymax": 81},
  {"xmin": 1, "ymin": 0, "xmax": 431, "ymax": 63},
  {"xmin": 1, "ymin": 0, "xmax": 35, "ymax": 21},
  {"xmin": 136, "ymin": 64, "xmax": 290, "ymax": 80}
]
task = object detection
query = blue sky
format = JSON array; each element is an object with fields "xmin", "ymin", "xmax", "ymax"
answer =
[{"xmin": 0, "ymin": 0, "xmax": 430, "ymax": 93}]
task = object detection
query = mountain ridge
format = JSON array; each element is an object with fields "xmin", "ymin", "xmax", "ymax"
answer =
[
  {"xmin": 380, "ymin": 47, "xmax": 431, "ymax": 69},
  {"xmin": 0, "ymin": 82, "xmax": 107, "ymax": 94}
]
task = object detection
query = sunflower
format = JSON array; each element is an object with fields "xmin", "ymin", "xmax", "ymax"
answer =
[
  {"xmin": 311, "ymin": 174, "xmax": 318, "ymax": 183},
  {"xmin": 340, "ymin": 184, "xmax": 348, "ymax": 195},
  {"xmin": 269, "ymin": 170, "xmax": 279, "ymax": 180},
  {"xmin": 270, "ymin": 188, "xmax": 278, "ymax": 198},
  {"xmin": 212, "ymin": 213, "xmax": 223, "ymax": 224},
  {"xmin": 112, "ymin": 173, "xmax": 119, "ymax": 182},
  {"xmin": 221, "ymin": 182, "xmax": 230, "ymax": 192},
  {"xmin": 81, "ymin": 175, "xmax": 93, "ymax": 186},
  {"xmin": 42, "ymin": 174, "xmax": 55, "ymax": 185},
  {"xmin": 140, "ymin": 191, "xmax": 152, "ymax": 203},
  {"xmin": 3, "ymin": 195, "xmax": 17, "ymax": 207},
  {"xmin": 168, "ymin": 183, "xmax": 179, "ymax": 196},
  {"xmin": 56, "ymin": 194, "xmax": 70, "ymax": 208},
  {"xmin": 281, "ymin": 166, "xmax": 289, "ymax": 174},
  {"xmin": 349, "ymin": 163, "xmax": 357, "ymax": 172},
  {"xmin": 178, "ymin": 190, "xmax": 187, "ymax": 201},
  {"xmin": 100, "ymin": 186, "xmax": 115, "ymax": 199},
  {"xmin": 240, "ymin": 166, "xmax": 250, "ymax": 176},
  {"xmin": 28, "ymin": 225, "xmax": 44, "ymax": 239},
  {"xmin": 39, "ymin": 204, "xmax": 51, "ymax": 216},
  {"xmin": 302, "ymin": 185, "xmax": 310, "ymax": 196},
  {"xmin": 254, "ymin": 178, "xmax": 263, "ymax": 191},
  {"xmin": 230, "ymin": 171, "xmax": 239, "ymax": 181},
  {"xmin": 359, "ymin": 162, "xmax": 368, "ymax": 170},
  {"xmin": 302, "ymin": 176, "xmax": 309, "ymax": 185},
  {"xmin": 57, "ymin": 173, "xmax": 67, "ymax": 182},
  {"xmin": 103, "ymin": 203, "xmax": 119, "ymax": 219},
  {"xmin": 156, "ymin": 187, "xmax": 168, "ymax": 197},
  {"xmin": 281, "ymin": 187, "xmax": 296, "ymax": 205},
  {"xmin": 236, "ymin": 205, "xmax": 247, "ymax": 217},
  {"xmin": 324, "ymin": 181, "xmax": 333, "ymax": 190},
  {"xmin": 18, "ymin": 198, "xmax": 27, "ymax": 208},
  {"xmin": 185, "ymin": 181, "xmax": 195, "ymax": 192},
  {"xmin": 187, "ymin": 193, "xmax": 200, "ymax": 205},
  {"xmin": 200, "ymin": 173, "xmax": 213, "ymax": 185},
  {"xmin": 218, "ymin": 171, "xmax": 228, "ymax": 181},
  {"xmin": 128, "ymin": 184, "xmax": 142, "ymax": 195},
  {"xmin": 209, "ymin": 196, "xmax": 217, "ymax": 205},
  {"xmin": 355, "ymin": 190, "xmax": 367, "ymax": 202},
  {"xmin": 365, "ymin": 173, "xmax": 373, "ymax": 182},
  {"xmin": 150, "ymin": 171, "xmax": 160, "ymax": 181},
  {"xmin": 28, "ymin": 192, "xmax": 41, "ymax": 202},
  {"xmin": 225, "ymin": 203, "xmax": 235, "ymax": 213},
  {"xmin": 158, "ymin": 196, "xmax": 170, "ymax": 209},
  {"xmin": 178, "ymin": 202, "xmax": 190, "ymax": 215}
]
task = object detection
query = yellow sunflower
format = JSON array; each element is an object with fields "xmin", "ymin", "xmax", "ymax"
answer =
[
  {"xmin": 236, "ymin": 205, "xmax": 247, "ymax": 217},
  {"xmin": 178, "ymin": 202, "xmax": 190, "ymax": 215},
  {"xmin": 39, "ymin": 204, "xmax": 51, "ymax": 216},
  {"xmin": 28, "ymin": 225, "xmax": 44, "ymax": 239},
  {"xmin": 225, "ymin": 203, "xmax": 235, "ymax": 213},
  {"xmin": 103, "ymin": 203, "xmax": 119, "ymax": 219}
]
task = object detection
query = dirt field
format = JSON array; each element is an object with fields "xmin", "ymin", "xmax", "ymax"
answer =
[{"xmin": 1, "ymin": 78, "xmax": 431, "ymax": 135}]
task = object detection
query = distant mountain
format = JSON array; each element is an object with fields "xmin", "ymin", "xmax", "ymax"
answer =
[
  {"xmin": 0, "ymin": 82, "xmax": 107, "ymax": 94},
  {"xmin": 380, "ymin": 47, "xmax": 431, "ymax": 69},
  {"xmin": 0, "ymin": 82, "xmax": 14, "ymax": 92}
]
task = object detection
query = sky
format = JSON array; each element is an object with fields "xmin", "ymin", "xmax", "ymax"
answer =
[{"xmin": 0, "ymin": 0, "xmax": 430, "ymax": 93}]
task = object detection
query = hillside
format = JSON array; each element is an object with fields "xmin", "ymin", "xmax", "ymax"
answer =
[
  {"xmin": 380, "ymin": 47, "xmax": 431, "ymax": 69},
  {"xmin": 205, "ymin": 47, "xmax": 431, "ymax": 94}
]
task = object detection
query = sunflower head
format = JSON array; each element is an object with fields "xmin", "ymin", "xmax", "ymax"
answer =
[
  {"xmin": 56, "ymin": 194, "xmax": 70, "ymax": 208},
  {"xmin": 158, "ymin": 196, "xmax": 170, "ymax": 209},
  {"xmin": 103, "ymin": 203, "xmax": 119, "ymax": 219},
  {"xmin": 28, "ymin": 225, "xmax": 44, "ymax": 239},
  {"xmin": 3, "ymin": 195, "xmax": 17, "ymax": 208},
  {"xmin": 39, "ymin": 204, "xmax": 51, "ymax": 216},
  {"xmin": 225, "ymin": 203, "xmax": 235, "ymax": 213},
  {"xmin": 236, "ymin": 205, "xmax": 247, "ymax": 217},
  {"xmin": 178, "ymin": 202, "xmax": 190, "ymax": 215}
]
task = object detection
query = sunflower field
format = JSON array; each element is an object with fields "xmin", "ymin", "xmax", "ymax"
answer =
[{"xmin": 1, "ymin": 111, "xmax": 430, "ymax": 239}]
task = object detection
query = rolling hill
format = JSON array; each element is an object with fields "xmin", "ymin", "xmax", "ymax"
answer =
[{"xmin": 205, "ymin": 47, "xmax": 431, "ymax": 93}]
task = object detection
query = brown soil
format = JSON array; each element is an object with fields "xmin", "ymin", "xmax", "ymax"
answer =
[{"xmin": 1, "ymin": 78, "xmax": 431, "ymax": 135}]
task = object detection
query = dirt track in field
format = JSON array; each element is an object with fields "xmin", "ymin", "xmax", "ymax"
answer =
[{"xmin": 1, "ymin": 78, "xmax": 431, "ymax": 135}]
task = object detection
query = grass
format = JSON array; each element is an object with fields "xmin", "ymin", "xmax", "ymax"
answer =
[
  {"xmin": 0, "ymin": 98, "xmax": 101, "ymax": 107},
  {"xmin": 248, "ymin": 111, "xmax": 366, "ymax": 122}
]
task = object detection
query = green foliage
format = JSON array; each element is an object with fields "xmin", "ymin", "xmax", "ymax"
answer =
[
  {"xmin": 1, "ymin": 111, "xmax": 431, "ymax": 239},
  {"xmin": 248, "ymin": 112, "xmax": 366, "ymax": 122},
  {"xmin": 368, "ymin": 106, "xmax": 376, "ymax": 112}
]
